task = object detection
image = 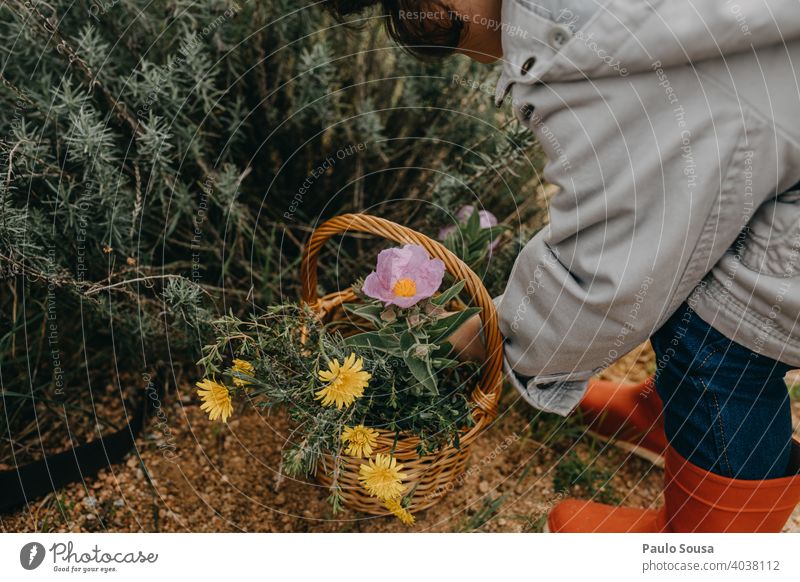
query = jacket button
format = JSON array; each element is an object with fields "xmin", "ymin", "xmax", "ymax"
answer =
[
  {"xmin": 548, "ymin": 26, "xmax": 571, "ymax": 48},
  {"xmin": 520, "ymin": 56, "xmax": 537, "ymax": 75},
  {"xmin": 520, "ymin": 103, "xmax": 535, "ymax": 121}
]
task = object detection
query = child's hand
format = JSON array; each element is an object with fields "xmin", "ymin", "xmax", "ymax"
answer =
[{"xmin": 445, "ymin": 312, "xmax": 486, "ymax": 363}]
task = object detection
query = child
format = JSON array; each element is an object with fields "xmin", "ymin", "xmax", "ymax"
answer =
[{"xmin": 322, "ymin": 0, "xmax": 800, "ymax": 532}]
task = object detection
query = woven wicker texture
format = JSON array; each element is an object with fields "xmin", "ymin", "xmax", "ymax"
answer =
[{"xmin": 300, "ymin": 214, "xmax": 504, "ymax": 514}]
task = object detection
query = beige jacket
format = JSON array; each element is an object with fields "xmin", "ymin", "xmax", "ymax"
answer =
[{"xmin": 494, "ymin": 0, "xmax": 800, "ymax": 414}]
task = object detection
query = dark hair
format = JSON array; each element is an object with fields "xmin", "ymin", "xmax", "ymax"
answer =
[{"xmin": 322, "ymin": 0, "xmax": 467, "ymax": 59}]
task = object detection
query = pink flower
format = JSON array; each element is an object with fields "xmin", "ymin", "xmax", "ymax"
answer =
[
  {"xmin": 437, "ymin": 205, "xmax": 500, "ymax": 250},
  {"xmin": 362, "ymin": 244, "xmax": 445, "ymax": 308}
]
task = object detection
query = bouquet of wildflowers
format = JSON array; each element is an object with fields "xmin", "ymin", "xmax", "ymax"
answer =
[{"xmin": 197, "ymin": 209, "xmax": 503, "ymax": 523}]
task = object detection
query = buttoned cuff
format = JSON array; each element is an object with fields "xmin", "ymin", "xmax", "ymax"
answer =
[
  {"xmin": 503, "ymin": 362, "xmax": 592, "ymax": 416},
  {"xmin": 491, "ymin": 294, "xmax": 593, "ymax": 415}
]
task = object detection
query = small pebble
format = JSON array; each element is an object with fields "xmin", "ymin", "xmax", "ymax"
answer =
[{"xmin": 478, "ymin": 481, "xmax": 490, "ymax": 493}]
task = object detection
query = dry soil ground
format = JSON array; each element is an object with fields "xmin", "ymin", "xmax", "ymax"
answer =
[{"xmin": 3, "ymin": 344, "xmax": 799, "ymax": 533}]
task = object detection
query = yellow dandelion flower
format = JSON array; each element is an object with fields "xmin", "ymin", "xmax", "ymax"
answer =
[
  {"xmin": 232, "ymin": 359, "xmax": 255, "ymax": 387},
  {"xmin": 196, "ymin": 378, "xmax": 233, "ymax": 423},
  {"xmin": 315, "ymin": 353, "xmax": 371, "ymax": 409},
  {"xmin": 384, "ymin": 498, "xmax": 415, "ymax": 525},
  {"xmin": 341, "ymin": 425, "xmax": 380, "ymax": 457},
  {"xmin": 358, "ymin": 453, "xmax": 407, "ymax": 500}
]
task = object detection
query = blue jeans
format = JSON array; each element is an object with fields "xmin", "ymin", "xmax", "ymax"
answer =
[{"xmin": 650, "ymin": 303, "xmax": 794, "ymax": 480}]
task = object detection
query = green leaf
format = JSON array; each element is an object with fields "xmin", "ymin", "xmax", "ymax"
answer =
[
  {"xmin": 431, "ymin": 280, "xmax": 466, "ymax": 306},
  {"xmin": 466, "ymin": 206, "xmax": 481, "ymax": 234},
  {"xmin": 400, "ymin": 332, "xmax": 437, "ymax": 394},
  {"xmin": 431, "ymin": 357, "xmax": 459, "ymax": 369},
  {"xmin": 429, "ymin": 307, "xmax": 481, "ymax": 342},
  {"xmin": 343, "ymin": 331, "xmax": 400, "ymax": 355},
  {"xmin": 342, "ymin": 302, "xmax": 384, "ymax": 327}
]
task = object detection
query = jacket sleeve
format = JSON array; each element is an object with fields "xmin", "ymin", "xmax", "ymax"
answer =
[
  {"xmin": 495, "ymin": 57, "xmax": 773, "ymax": 414},
  {"xmin": 550, "ymin": 0, "xmax": 800, "ymax": 80}
]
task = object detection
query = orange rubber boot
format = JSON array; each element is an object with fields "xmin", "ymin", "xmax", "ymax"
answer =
[
  {"xmin": 546, "ymin": 440, "xmax": 800, "ymax": 533},
  {"xmin": 578, "ymin": 376, "xmax": 668, "ymax": 466}
]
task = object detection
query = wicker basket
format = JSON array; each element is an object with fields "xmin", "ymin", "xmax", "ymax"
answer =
[{"xmin": 300, "ymin": 213, "xmax": 504, "ymax": 515}]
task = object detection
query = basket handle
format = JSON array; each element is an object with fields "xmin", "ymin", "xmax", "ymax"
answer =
[{"xmin": 300, "ymin": 213, "xmax": 504, "ymax": 421}]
